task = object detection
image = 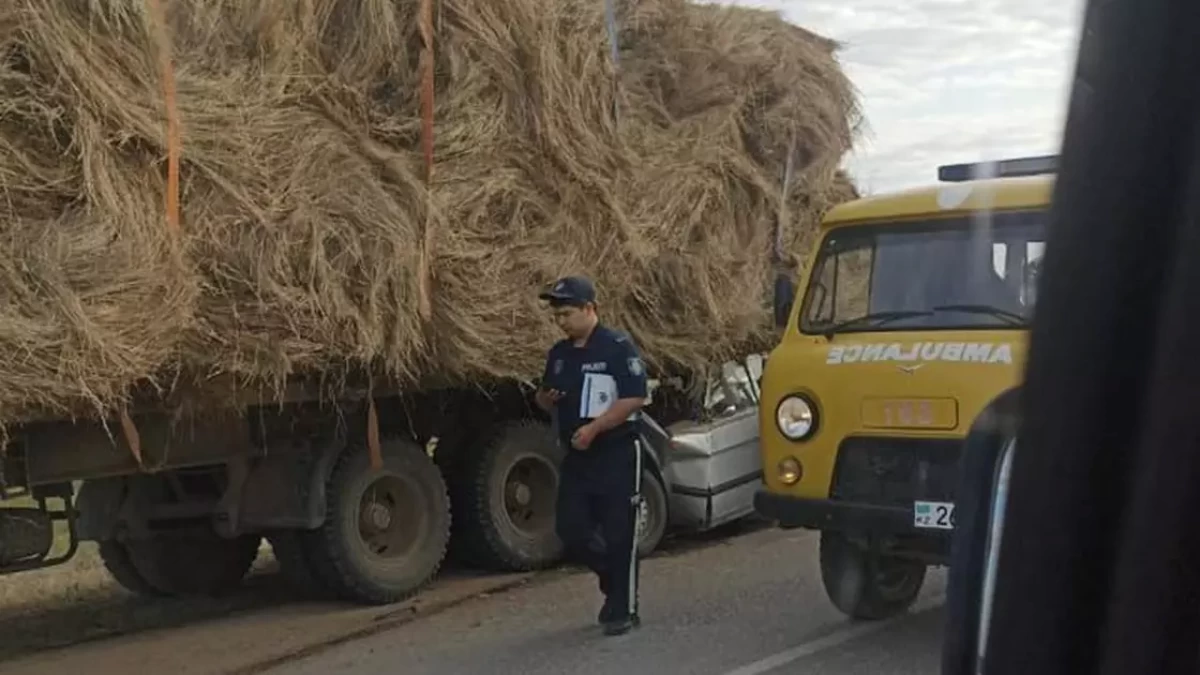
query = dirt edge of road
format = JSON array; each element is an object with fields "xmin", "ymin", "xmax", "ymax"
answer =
[
  {"xmin": 228, "ymin": 572, "xmax": 548, "ymax": 675},
  {"xmin": 0, "ymin": 570, "xmax": 559, "ymax": 675},
  {"xmin": 2, "ymin": 521, "xmax": 769, "ymax": 675}
]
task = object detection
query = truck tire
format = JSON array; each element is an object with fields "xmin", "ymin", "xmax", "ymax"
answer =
[
  {"xmin": 819, "ymin": 531, "xmax": 926, "ymax": 621},
  {"xmin": 98, "ymin": 540, "xmax": 165, "ymax": 597},
  {"xmin": 268, "ymin": 530, "xmax": 329, "ymax": 597},
  {"xmin": 637, "ymin": 468, "xmax": 669, "ymax": 557},
  {"xmin": 123, "ymin": 532, "xmax": 262, "ymax": 597},
  {"xmin": 300, "ymin": 437, "xmax": 451, "ymax": 605},
  {"xmin": 452, "ymin": 420, "xmax": 566, "ymax": 571}
]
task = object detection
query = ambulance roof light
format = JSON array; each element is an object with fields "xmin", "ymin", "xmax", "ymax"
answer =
[{"xmin": 937, "ymin": 155, "xmax": 1059, "ymax": 182}]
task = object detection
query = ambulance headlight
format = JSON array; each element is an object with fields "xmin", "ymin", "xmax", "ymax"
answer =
[{"xmin": 776, "ymin": 395, "xmax": 817, "ymax": 441}]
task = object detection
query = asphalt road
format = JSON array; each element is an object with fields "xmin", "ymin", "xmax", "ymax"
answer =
[{"xmin": 272, "ymin": 526, "xmax": 947, "ymax": 675}]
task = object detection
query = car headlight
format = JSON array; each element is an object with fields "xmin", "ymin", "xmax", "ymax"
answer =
[{"xmin": 776, "ymin": 395, "xmax": 817, "ymax": 441}]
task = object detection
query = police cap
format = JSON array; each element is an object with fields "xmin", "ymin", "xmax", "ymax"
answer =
[{"xmin": 539, "ymin": 275, "xmax": 596, "ymax": 307}]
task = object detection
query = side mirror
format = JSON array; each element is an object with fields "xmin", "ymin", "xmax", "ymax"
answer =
[
  {"xmin": 941, "ymin": 391, "xmax": 1020, "ymax": 675},
  {"xmin": 773, "ymin": 273, "xmax": 796, "ymax": 327}
]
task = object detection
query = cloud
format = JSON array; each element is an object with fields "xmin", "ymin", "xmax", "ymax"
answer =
[{"xmin": 725, "ymin": 0, "xmax": 1086, "ymax": 193}]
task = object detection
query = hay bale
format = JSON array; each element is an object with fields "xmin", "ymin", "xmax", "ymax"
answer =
[{"xmin": 0, "ymin": 0, "xmax": 861, "ymax": 423}]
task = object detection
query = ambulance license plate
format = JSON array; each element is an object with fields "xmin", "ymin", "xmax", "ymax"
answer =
[{"xmin": 913, "ymin": 501, "xmax": 956, "ymax": 530}]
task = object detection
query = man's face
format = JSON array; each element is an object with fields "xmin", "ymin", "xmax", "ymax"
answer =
[{"xmin": 552, "ymin": 303, "xmax": 595, "ymax": 339}]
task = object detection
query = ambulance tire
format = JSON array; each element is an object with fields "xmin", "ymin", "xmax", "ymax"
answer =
[
  {"xmin": 453, "ymin": 420, "xmax": 566, "ymax": 572},
  {"xmin": 819, "ymin": 531, "xmax": 926, "ymax": 621}
]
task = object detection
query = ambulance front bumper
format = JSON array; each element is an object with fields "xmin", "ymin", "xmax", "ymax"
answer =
[{"xmin": 753, "ymin": 490, "xmax": 933, "ymax": 536}]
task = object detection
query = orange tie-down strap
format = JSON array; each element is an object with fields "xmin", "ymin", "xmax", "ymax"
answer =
[
  {"xmin": 122, "ymin": 2, "xmax": 384, "ymax": 473},
  {"xmin": 117, "ymin": 0, "xmax": 181, "ymax": 470},
  {"xmin": 416, "ymin": 0, "xmax": 436, "ymax": 322},
  {"xmin": 145, "ymin": 0, "xmax": 181, "ymax": 237},
  {"xmin": 367, "ymin": 398, "xmax": 383, "ymax": 470}
]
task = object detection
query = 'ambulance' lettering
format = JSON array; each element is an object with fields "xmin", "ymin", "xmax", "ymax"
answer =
[{"xmin": 826, "ymin": 342, "xmax": 1015, "ymax": 366}]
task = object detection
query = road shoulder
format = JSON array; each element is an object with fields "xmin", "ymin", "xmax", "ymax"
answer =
[{"xmin": 0, "ymin": 571, "xmax": 539, "ymax": 675}]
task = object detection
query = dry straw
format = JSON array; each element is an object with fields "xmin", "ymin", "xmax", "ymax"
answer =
[{"xmin": 0, "ymin": 0, "xmax": 861, "ymax": 424}]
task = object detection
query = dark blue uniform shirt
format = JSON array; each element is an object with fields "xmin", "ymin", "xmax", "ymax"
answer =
[{"xmin": 541, "ymin": 324, "xmax": 649, "ymax": 452}]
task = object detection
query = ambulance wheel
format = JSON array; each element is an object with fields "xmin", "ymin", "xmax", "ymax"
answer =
[
  {"xmin": 301, "ymin": 437, "xmax": 450, "ymax": 605},
  {"xmin": 453, "ymin": 420, "xmax": 566, "ymax": 571},
  {"xmin": 636, "ymin": 468, "xmax": 668, "ymax": 557},
  {"xmin": 819, "ymin": 531, "xmax": 926, "ymax": 621}
]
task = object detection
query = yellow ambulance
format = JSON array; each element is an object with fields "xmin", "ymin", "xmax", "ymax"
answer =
[{"xmin": 754, "ymin": 156, "xmax": 1054, "ymax": 620}]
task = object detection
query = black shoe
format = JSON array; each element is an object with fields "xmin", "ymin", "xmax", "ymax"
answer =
[
  {"xmin": 603, "ymin": 615, "xmax": 638, "ymax": 636},
  {"xmin": 598, "ymin": 599, "xmax": 615, "ymax": 624}
]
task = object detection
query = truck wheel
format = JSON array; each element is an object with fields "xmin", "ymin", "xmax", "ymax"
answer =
[
  {"xmin": 268, "ymin": 530, "xmax": 329, "ymax": 597},
  {"xmin": 819, "ymin": 531, "xmax": 926, "ymax": 621},
  {"xmin": 98, "ymin": 540, "xmax": 165, "ymax": 597},
  {"xmin": 453, "ymin": 420, "xmax": 566, "ymax": 571},
  {"xmin": 301, "ymin": 437, "xmax": 451, "ymax": 605},
  {"xmin": 637, "ymin": 468, "xmax": 669, "ymax": 557},
  {"xmin": 123, "ymin": 532, "xmax": 262, "ymax": 597}
]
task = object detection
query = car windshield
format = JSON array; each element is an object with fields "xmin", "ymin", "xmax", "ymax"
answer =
[{"xmin": 800, "ymin": 209, "xmax": 1046, "ymax": 334}]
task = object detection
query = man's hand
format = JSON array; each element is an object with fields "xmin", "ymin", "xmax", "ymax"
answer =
[
  {"xmin": 571, "ymin": 422, "xmax": 599, "ymax": 450},
  {"xmin": 535, "ymin": 387, "xmax": 564, "ymax": 412}
]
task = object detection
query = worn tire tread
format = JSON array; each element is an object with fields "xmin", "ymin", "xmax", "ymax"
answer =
[
  {"xmin": 124, "ymin": 534, "xmax": 261, "ymax": 597},
  {"xmin": 302, "ymin": 437, "xmax": 451, "ymax": 605},
  {"xmin": 453, "ymin": 419, "xmax": 565, "ymax": 572},
  {"xmin": 268, "ymin": 530, "xmax": 331, "ymax": 597},
  {"xmin": 98, "ymin": 539, "xmax": 165, "ymax": 597}
]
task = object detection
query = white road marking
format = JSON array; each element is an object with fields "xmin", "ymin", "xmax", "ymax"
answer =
[{"xmin": 719, "ymin": 594, "xmax": 946, "ymax": 675}]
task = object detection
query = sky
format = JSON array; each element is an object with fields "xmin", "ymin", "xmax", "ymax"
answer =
[{"xmin": 726, "ymin": 0, "xmax": 1086, "ymax": 194}]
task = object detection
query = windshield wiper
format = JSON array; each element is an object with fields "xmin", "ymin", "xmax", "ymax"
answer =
[
  {"xmin": 932, "ymin": 304, "xmax": 1026, "ymax": 325},
  {"xmin": 819, "ymin": 310, "xmax": 933, "ymax": 338}
]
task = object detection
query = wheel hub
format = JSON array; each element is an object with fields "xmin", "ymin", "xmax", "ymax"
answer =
[
  {"xmin": 364, "ymin": 502, "xmax": 393, "ymax": 531},
  {"xmin": 355, "ymin": 473, "xmax": 424, "ymax": 560},
  {"xmin": 511, "ymin": 482, "xmax": 533, "ymax": 507},
  {"xmin": 501, "ymin": 455, "xmax": 558, "ymax": 536}
]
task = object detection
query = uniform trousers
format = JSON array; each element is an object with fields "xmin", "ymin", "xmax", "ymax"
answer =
[{"xmin": 555, "ymin": 436, "xmax": 642, "ymax": 619}]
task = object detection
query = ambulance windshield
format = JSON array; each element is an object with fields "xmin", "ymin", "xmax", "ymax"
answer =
[{"xmin": 799, "ymin": 210, "xmax": 1046, "ymax": 335}]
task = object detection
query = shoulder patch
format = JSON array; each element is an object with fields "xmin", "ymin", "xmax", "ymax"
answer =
[{"xmin": 627, "ymin": 356, "xmax": 645, "ymax": 376}]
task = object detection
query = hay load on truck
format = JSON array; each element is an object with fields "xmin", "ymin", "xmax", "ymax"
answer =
[
  {"xmin": 0, "ymin": 0, "xmax": 860, "ymax": 605},
  {"xmin": 754, "ymin": 155, "xmax": 1053, "ymax": 620}
]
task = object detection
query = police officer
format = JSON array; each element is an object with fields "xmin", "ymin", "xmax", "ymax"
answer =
[{"xmin": 535, "ymin": 275, "xmax": 648, "ymax": 636}]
